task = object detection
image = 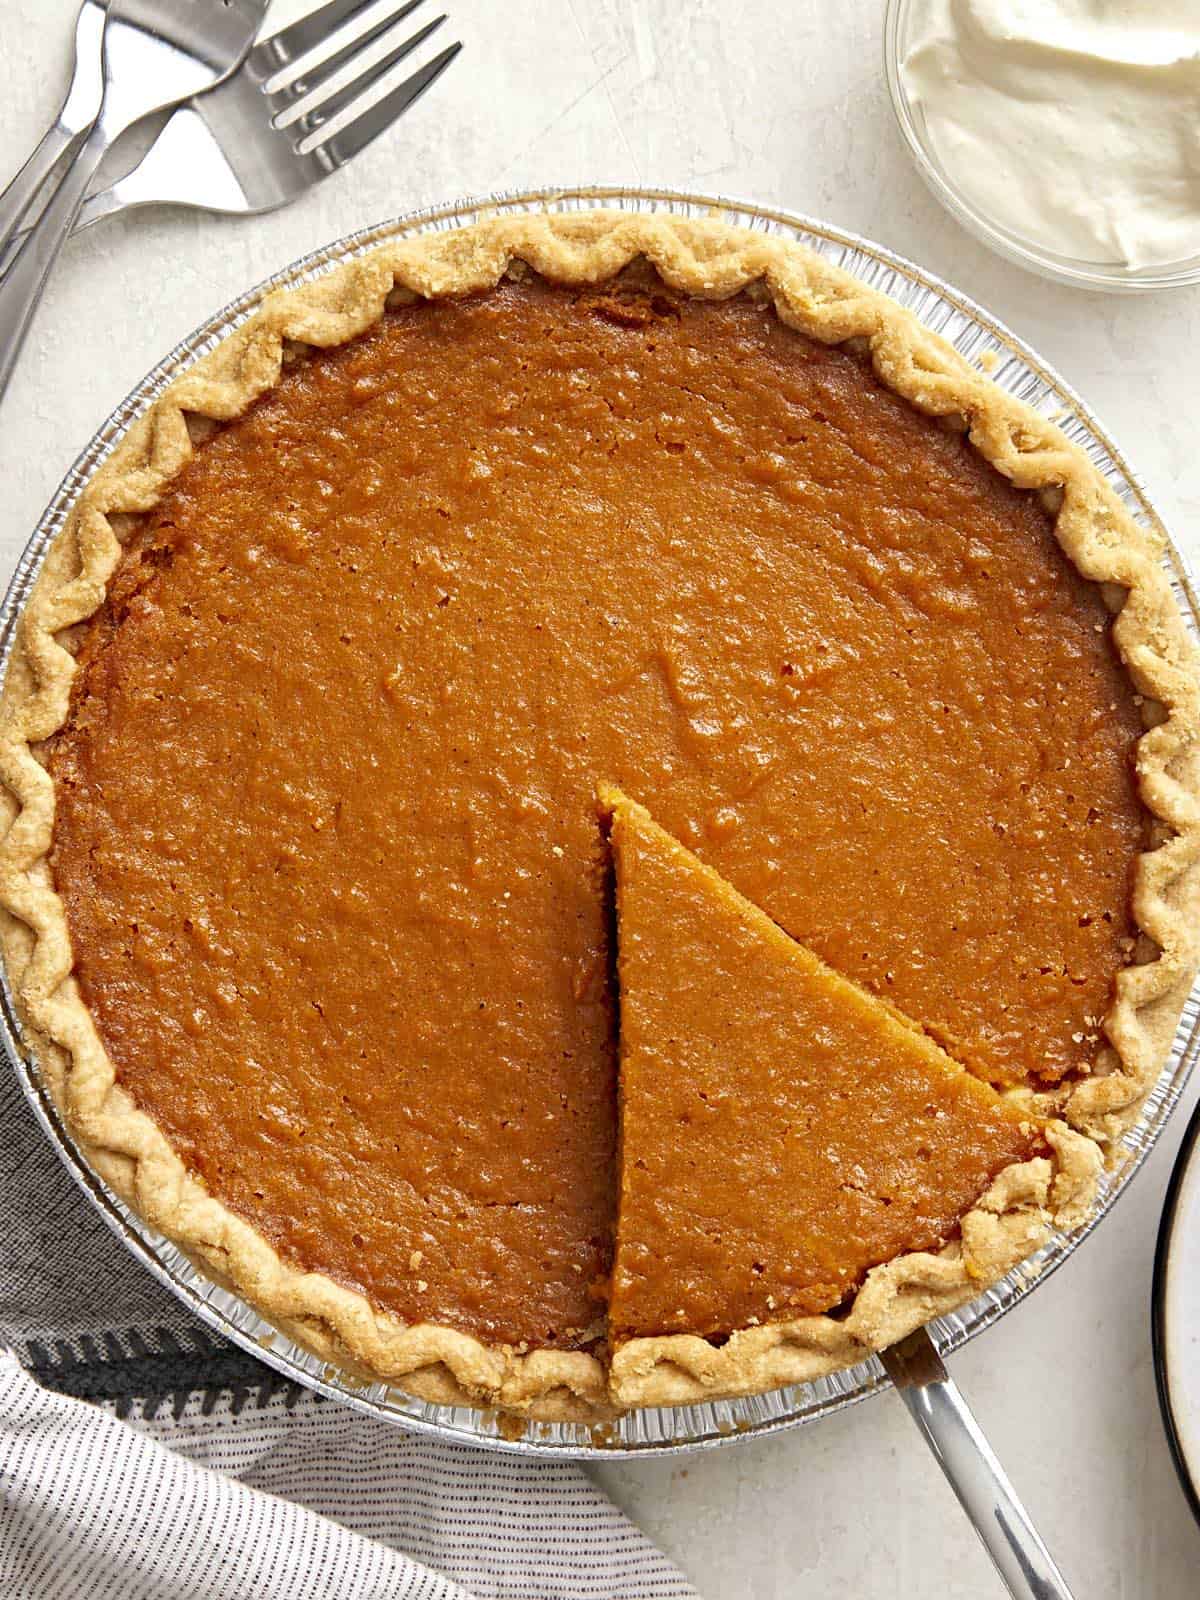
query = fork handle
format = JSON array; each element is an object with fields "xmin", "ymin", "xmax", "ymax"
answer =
[
  {"xmin": 0, "ymin": 125, "xmax": 87, "ymax": 270},
  {"xmin": 0, "ymin": 122, "xmax": 110, "ymax": 403},
  {"xmin": 885, "ymin": 1333, "xmax": 1074, "ymax": 1600},
  {"xmin": 0, "ymin": 178, "xmax": 128, "ymax": 280},
  {"xmin": 0, "ymin": 1, "xmax": 107, "ymax": 274}
]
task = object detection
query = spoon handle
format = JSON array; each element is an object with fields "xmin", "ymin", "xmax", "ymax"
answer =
[{"xmin": 881, "ymin": 1327, "xmax": 1075, "ymax": 1600}]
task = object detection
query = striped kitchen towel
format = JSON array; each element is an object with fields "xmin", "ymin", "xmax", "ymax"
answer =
[{"xmin": 0, "ymin": 1071, "xmax": 697, "ymax": 1600}]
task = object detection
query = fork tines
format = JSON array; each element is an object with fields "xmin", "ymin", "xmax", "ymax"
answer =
[{"xmin": 262, "ymin": 0, "xmax": 462, "ymax": 160}]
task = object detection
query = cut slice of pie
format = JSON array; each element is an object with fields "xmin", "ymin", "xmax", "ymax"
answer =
[{"xmin": 599, "ymin": 785, "xmax": 1098, "ymax": 1407}]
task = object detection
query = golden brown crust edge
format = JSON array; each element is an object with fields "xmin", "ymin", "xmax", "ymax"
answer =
[
  {"xmin": 611, "ymin": 1122, "xmax": 1101, "ymax": 1407},
  {"xmin": 0, "ymin": 209, "xmax": 1196, "ymax": 1418}
]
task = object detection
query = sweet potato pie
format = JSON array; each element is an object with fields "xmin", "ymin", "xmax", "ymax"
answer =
[{"xmin": 1, "ymin": 213, "xmax": 1197, "ymax": 1419}]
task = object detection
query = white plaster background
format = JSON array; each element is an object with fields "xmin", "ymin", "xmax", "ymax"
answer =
[{"xmin": 2, "ymin": 0, "xmax": 1199, "ymax": 1594}]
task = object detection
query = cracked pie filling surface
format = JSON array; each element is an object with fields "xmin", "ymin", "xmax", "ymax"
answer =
[{"xmin": 2, "ymin": 213, "xmax": 1198, "ymax": 1417}]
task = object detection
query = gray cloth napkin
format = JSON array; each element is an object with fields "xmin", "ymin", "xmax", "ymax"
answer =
[
  {"xmin": 2, "ymin": 1065, "xmax": 249, "ymax": 1414},
  {"xmin": 0, "ymin": 1068, "xmax": 698, "ymax": 1599}
]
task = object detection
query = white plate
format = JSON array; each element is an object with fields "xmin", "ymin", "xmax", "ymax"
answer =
[{"xmin": 1155, "ymin": 1095, "xmax": 1200, "ymax": 1525}]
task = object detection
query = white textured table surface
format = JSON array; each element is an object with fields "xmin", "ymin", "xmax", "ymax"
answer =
[{"xmin": 3, "ymin": 2, "xmax": 1200, "ymax": 1596}]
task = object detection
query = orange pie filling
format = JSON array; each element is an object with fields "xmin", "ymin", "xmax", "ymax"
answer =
[
  {"xmin": 599, "ymin": 785, "xmax": 1041, "ymax": 1344},
  {"xmin": 44, "ymin": 272, "xmax": 1146, "ymax": 1361}
]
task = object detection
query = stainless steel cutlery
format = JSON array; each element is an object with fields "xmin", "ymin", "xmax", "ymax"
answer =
[
  {"xmin": 0, "ymin": 0, "xmax": 462, "ymax": 403},
  {"xmin": 0, "ymin": 1, "xmax": 108, "ymax": 257},
  {"xmin": 0, "ymin": 0, "xmax": 269, "ymax": 400},
  {"xmin": 84, "ymin": 0, "xmax": 458, "ymax": 233}
]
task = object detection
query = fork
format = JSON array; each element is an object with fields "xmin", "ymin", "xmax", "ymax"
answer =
[
  {"xmin": 73, "ymin": 0, "xmax": 462, "ymax": 233},
  {"xmin": 0, "ymin": 0, "xmax": 268, "ymax": 404},
  {"xmin": 0, "ymin": 0, "xmax": 108, "ymax": 256},
  {"xmin": 0, "ymin": 0, "xmax": 462, "ymax": 271}
]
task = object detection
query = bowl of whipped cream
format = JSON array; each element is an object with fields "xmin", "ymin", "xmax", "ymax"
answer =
[{"xmin": 884, "ymin": 0, "xmax": 1200, "ymax": 290}]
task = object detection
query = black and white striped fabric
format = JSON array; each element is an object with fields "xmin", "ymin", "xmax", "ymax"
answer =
[{"xmin": 0, "ymin": 1073, "xmax": 696, "ymax": 1600}]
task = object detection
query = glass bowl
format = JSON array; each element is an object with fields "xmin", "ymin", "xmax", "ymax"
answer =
[{"xmin": 883, "ymin": 0, "xmax": 1200, "ymax": 293}]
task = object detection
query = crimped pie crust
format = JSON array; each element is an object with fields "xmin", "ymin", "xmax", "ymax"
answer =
[{"xmin": 0, "ymin": 210, "xmax": 1197, "ymax": 1418}]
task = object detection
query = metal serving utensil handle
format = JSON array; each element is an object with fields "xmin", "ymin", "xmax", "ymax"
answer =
[
  {"xmin": 881, "ymin": 1327, "xmax": 1075, "ymax": 1600},
  {"xmin": 0, "ymin": 0, "xmax": 107, "ymax": 269}
]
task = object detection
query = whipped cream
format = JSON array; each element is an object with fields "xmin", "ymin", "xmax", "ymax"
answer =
[{"xmin": 900, "ymin": 0, "xmax": 1200, "ymax": 269}]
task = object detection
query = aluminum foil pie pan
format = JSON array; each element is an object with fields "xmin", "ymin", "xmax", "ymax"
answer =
[{"xmin": 3, "ymin": 185, "xmax": 1198, "ymax": 1458}]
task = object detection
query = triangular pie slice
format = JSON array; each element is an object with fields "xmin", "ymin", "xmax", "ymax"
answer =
[{"xmin": 598, "ymin": 785, "xmax": 1092, "ymax": 1407}]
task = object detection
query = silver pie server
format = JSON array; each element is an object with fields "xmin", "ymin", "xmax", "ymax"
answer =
[{"xmin": 881, "ymin": 1326, "xmax": 1075, "ymax": 1600}]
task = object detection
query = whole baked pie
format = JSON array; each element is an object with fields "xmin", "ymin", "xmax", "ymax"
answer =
[{"xmin": 1, "ymin": 212, "xmax": 1197, "ymax": 1419}]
